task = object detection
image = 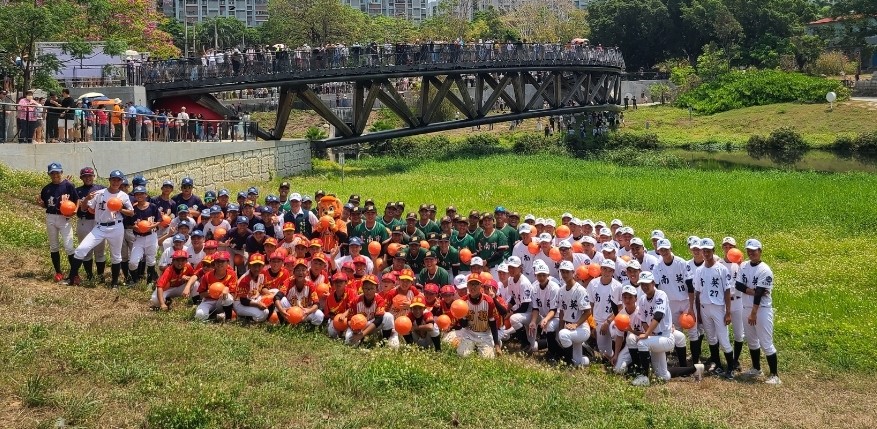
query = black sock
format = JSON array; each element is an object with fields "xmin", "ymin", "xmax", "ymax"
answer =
[
  {"xmin": 96, "ymin": 261, "xmax": 106, "ymax": 276},
  {"xmin": 138, "ymin": 260, "xmax": 146, "ymax": 278},
  {"xmin": 733, "ymin": 341, "xmax": 744, "ymax": 367},
  {"xmin": 223, "ymin": 305, "xmax": 233, "ymax": 320},
  {"xmin": 514, "ymin": 328, "xmax": 528, "ymax": 345},
  {"xmin": 766, "ymin": 352, "xmax": 778, "ymax": 376},
  {"xmin": 724, "ymin": 352, "xmax": 735, "ymax": 373},
  {"xmin": 68, "ymin": 257, "xmax": 82, "ymax": 283},
  {"xmin": 638, "ymin": 350, "xmax": 651, "ymax": 376},
  {"xmin": 147, "ymin": 266, "xmax": 158, "ymax": 283},
  {"xmin": 50, "ymin": 252, "xmax": 61, "ymax": 273},
  {"xmin": 431, "ymin": 336, "xmax": 441, "ymax": 352},
  {"xmin": 129, "ymin": 265, "xmax": 140, "ymax": 283},
  {"xmin": 709, "ymin": 344, "xmax": 721, "ymax": 368},
  {"xmin": 750, "ymin": 348, "xmax": 761, "ymax": 370},
  {"xmin": 560, "ymin": 346, "xmax": 573, "ymax": 364},
  {"xmin": 628, "ymin": 349, "xmax": 640, "ymax": 372},
  {"xmin": 675, "ymin": 346, "xmax": 688, "ymax": 367},
  {"xmin": 382, "ymin": 329, "xmax": 393, "ymax": 339},
  {"xmin": 690, "ymin": 338, "xmax": 702, "ymax": 364},
  {"xmin": 403, "ymin": 334, "xmax": 414, "ymax": 344},
  {"xmin": 121, "ymin": 264, "xmax": 130, "ymax": 281},
  {"xmin": 67, "ymin": 254, "xmax": 75, "ymax": 272},
  {"xmin": 668, "ymin": 366, "xmax": 696, "ymax": 378},
  {"xmin": 546, "ymin": 333, "xmax": 560, "ymax": 359},
  {"xmin": 83, "ymin": 260, "xmax": 94, "ymax": 279},
  {"xmin": 111, "ymin": 263, "xmax": 121, "ymax": 286}
]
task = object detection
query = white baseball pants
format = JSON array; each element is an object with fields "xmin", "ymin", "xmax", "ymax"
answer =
[
  {"xmin": 150, "ymin": 285, "xmax": 187, "ymax": 306},
  {"xmin": 195, "ymin": 295, "xmax": 234, "ymax": 320},
  {"xmin": 743, "ymin": 306, "xmax": 776, "ymax": 355},
  {"xmin": 637, "ymin": 334, "xmax": 675, "ymax": 381},
  {"xmin": 457, "ymin": 328, "xmax": 495, "ymax": 358},
  {"xmin": 232, "ymin": 301, "xmax": 269, "ymax": 322},
  {"xmin": 76, "ymin": 218, "xmax": 105, "ymax": 262},
  {"xmin": 74, "ymin": 223, "xmax": 124, "ymax": 264},
  {"xmin": 700, "ymin": 302, "xmax": 732, "ymax": 353},
  {"xmin": 129, "ymin": 233, "xmax": 158, "ymax": 271},
  {"xmin": 47, "ymin": 213, "xmax": 74, "ymax": 254},
  {"xmin": 557, "ymin": 324, "xmax": 591, "ymax": 366}
]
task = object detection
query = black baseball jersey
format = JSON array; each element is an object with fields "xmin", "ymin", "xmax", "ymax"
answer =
[
  {"xmin": 75, "ymin": 183, "xmax": 104, "ymax": 219},
  {"xmin": 40, "ymin": 180, "xmax": 78, "ymax": 215}
]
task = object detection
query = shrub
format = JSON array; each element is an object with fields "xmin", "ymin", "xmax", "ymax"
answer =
[
  {"xmin": 462, "ymin": 134, "xmax": 503, "ymax": 156},
  {"xmin": 511, "ymin": 133, "xmax": 565, "ymax": 155},
  {"xmin": 855, "ymin": 132, "xmax": 877, "ymax": 154},
  {"xmin": 676, "ymin": 69, "xmax": 850, "ymax": 114},
  {"xmin": 605, "ymin": 132, "xmax": 660, "ymax": 150},
  {"xmin": 747, "ymin": 127, "xmax": 808, "ymax": 165},
  {"xmin": 808, "ymin": 51, "xmax": 854, "ymax": 76},
  {"xmin": 602, "ymin": 148, "xmax": 688, "ymax": 168}
]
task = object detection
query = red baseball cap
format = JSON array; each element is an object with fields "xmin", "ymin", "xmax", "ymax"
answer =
[
  {"xmin": 440, "ymin": 285, "xmax": 455, "ymax": 295},
  {"xmin": 204, "ymin": 240, "xmax": 218, "ymax": 249},
  {"xmin": 248, "ymin": 253, "xmax": 265, "ymax": 265},
  {"xmin": 331, "ymin": 272, "xmax": 348, "ymax": 282},
  {"xmin": 342, "ymin": 261, "xmax": 355, "ymax": 271},
  {"xmin": 398, "ymin": 269, "xmax": 415, "ymax": 281},
  {"xmin": 424, "ymin": 283, "xmax": 440, "ymax": 294},
  {"xmin": 269, "ymin": 251, "xmax": 285, "ymax": 260},
  {"xmin": 410, "ymin": 295, "xmax": 427, "ymax": 308},
  {"xmin": 353, "ymin": 255, "xmax": 368, "ymax": 265},
  {"xmin": 362, "ymin": 274, "xmax": 379, "ymax": 285},
  {"xmin": 213, "ymin": 251, "xmax": 230, "ymax": 261},
  {"xmin": 382, "ymin": 272, "xmax": 397, "ymax": 283},
  {"xmin": 172, "ymin": 250, "xmax": 189, "ymax": 260}
]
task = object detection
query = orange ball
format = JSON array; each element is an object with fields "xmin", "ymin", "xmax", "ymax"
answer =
[
  {"xmin": 576, "ymin": 265, "xmax": 590, "ymax": 281},
  {"xmin": 451, "ymin": 299, "xmax": 469, "ymax": 319},
  {"xmin": 368, "ymin": 241, "xmax": 382, "ymax": 256},
  {"xmin": 572, "ymin": 241, "xmax": 584, "ymax": 253},
  {"xmin": 107, "ymin": 197, "xmax": 123, "ymax": 212},
  {"xmin": 349, "ymin": 314, "xmax": 368, "ymax": 331},
  {"xmin": 480, "ymin": 272, "xmax": 493, "ymax": 283},
  {"xmin": 316, "ymin": 283, "xmax": 330, "ymax": 297},
  {"xmin": 160, "ymin": 214, "xmax": 172, "ymax": 228},
  {"xmin": 436, "ymin": 314, "xmax": 451, "ymax": 331},
  {"xmin": 268, "ymin": 312, "xmax": 280, "ymax": 325},
  {"xmin": 680, "ymin": 313, "xmax": 696, "ymax": 329},
  {"xmin": 333, "ymin": 313, "xmax": 348, "ymax": 332},
  {"xmin": 213, "ymin": 227, "xmax": 227, "ymax": 240},
  {"xmin": 135, "ymin": 220, "xmax": 151, "ymax": 234},
  {"xmin": 614, "ymin": 313, "xmax": 630, "ymax": 331},
  {"xmin": 527, "ymin": 241, "xmax": 539, "ymax": 255},
  {"xmin": 387, "ymin": 243, "xmax": 401, "ymax": 257},
  {"xmin": 286, "ymin": 306, "xmax": 304, "ymax": 324},
  {"xmin": 207, "ymin": 282, "xmax": 225, "ymax": 300},
  {"xmin": 59, "ymin": 200, "xmax": 77, "ymax": 216},
  {"xmin": 556, "ymin": 225, "xmax": 571, "ymax": 238},
  {"xmin": 621, "ymin": 255, "xmax": 631, "ymax": 262},
  {"xmin": 587, "ymin": 263, "xmax": 601, "ymax": 278},
  {"xmin": 549, "ymin": 247, "xmax": 562, "ymax": 262},
  {"xmin": 420, "ymin": 240, "xmax": 430, "ymax": 250},
  {"xmin": 459, "ymin": 248, "xmax": 472, "ymax": 264},
  {"xmin": 394, "ymin": 315, "xmax": 413, "ymax": 335},
  {"xmin": 261, "ymin": 295, "xmax": 274, "ymax": 306},
  {"xmin": 319, "ymin": 215, "xmax": 333, "ymax": 230},
  {"xmin": 233, "ymin": 253, "xmax": 245, "ymax": 267},
  {"xmin": 726, "ymin": 248, "xmax": 743, "ymax": 264}
]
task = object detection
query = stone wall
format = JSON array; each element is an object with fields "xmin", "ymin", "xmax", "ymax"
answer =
[{"xmin": 853, "ymin": 74, "xmax": 877, "ymax": 96}]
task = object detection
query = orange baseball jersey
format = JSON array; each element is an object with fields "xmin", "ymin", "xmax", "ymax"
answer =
[
  {"xmin": 286, "ymin": 280, "xmax": 319, "ymax": 307},
  {"xmin": 383, "ymin": 285, "xmax": 421, "ymax": 310},
  {"xmin": 235, "ymin": 271, "xmax": 265, "ymax": 299},
  {"xmin": 307, "ymin": 269, "xmax": 328, "ymax": 285},
  {"xmin": 348, "ymin": 294, "xmax": 387, "ymax": 322},
  {"xmin": 461, "ymin": 294, "xmax": 497, "ymax": 333},
  {"xmin": 406, "ymin": 309, "xmax": 435, "ymax": 326},
  {"xmin": 197, "ymin": 267, "xmax": 238, "ymax": 294},
  {"xmin": 349, "ymin": 276, "xmax": 365, "ymax": 294},
  {"xmin": 263, "ymin": 267, "xmax": 291, "ymax": 294},
  {"xmin": 324, "ymin": 287, "xmax": 356, "ymax": 317},
  {"xmin": 156, "ymin": 263, "xmax": 194, "ymax": 290}
]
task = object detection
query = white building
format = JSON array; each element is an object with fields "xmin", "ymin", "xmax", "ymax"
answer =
[
  {"xmin": 160, "ymin": 0, "xmax": 269, "ymax": 26},
  {"xmin": 342, "ymin": 0, "xmax": 431, "ymax": 23}
]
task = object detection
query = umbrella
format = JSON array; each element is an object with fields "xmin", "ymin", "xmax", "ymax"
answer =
[
  {"xmin": 134, "ymin": 105, "xmax": 153, "ymax": 115},
  {"xmin": 571, "ymin": 38, "xmax": 589, "ymax": 44},
  {"xmin": 77, "ymin": 92, "xmax": 105, "ymax": 100},
  {"xmin": 91, "ymin": 99, "xmax": 118, "ymax": 106},
  {"xmin": 273, "ymin": 44, "xmax": 286, "ymax": 50},
  {"xmin": 90, "ymin": 96, "xmax": 110, "ymax": 101},
  {"xmin": 124, "ymin": 49, "xmax": 140, "ymax": 57}
]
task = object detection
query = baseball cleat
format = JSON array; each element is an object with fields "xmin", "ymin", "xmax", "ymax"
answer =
[
  {"xmin": 631, "ymin": 375, "xmax": 650, "ymax": 387},
  {"xmin": 54, "ymin": 273, "xmax": 64, "ymax": 283},
  {"xmin": 764, "ymin": 375, "xmax": 782, "ymax": 385},
  {"xmin": 743, "ymin": 368, "xmax": 763, "ymax": 378},
  {"xmin": 693, "ymin": 364, "xmax": 704, "ymax": 381}
]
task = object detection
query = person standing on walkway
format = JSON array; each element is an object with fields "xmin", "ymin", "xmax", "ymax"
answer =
[{"xmin": 17, "ymin": 91, "xmax": 39, "ymax": 143}]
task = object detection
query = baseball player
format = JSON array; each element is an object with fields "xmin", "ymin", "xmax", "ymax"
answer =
[
  {"xmin": 344, "ymin": 274, "xmax": 399, "ymax": 349},
  {"xmin": 693, "ymin": 238, "xmax": 734, "ymax": 379},
  {"xmin": 67, "ymin": 169, "xmax": 133, "ymax": 288},
  {"xmin": 150, "ymin": 250, "xmax": 194, "ymax": 310},
  {"xmin": 74, "ymin": 167, "xmax": 105, "ymax": 282},
  {"xmin": 202, "ymin": 205, "xmax": 231, "ymax": 240},
  {"xmin": 528, "ymin": 260, "xmax": 561, "ymax": 360},
  {"xmin": 232, "ymin": 254, "xmax": 270, "ymax": 323},
  {"xmin": 610, "ymin": 285, "xmax": 642, "ymax": 375},
  {"xmin": 435, "ymin": 233, "xmax": 460, "ymax": 276},
  {"xmin": 630, "ymin": 237, "xmax": 659, "ymax": 272},
  {"xmin": 456, "ymin": 274, "xmax": 501, "ymax": 358},
  {"xmin": 325, "ymin": 272, "xmax": 354, "ymax": 338},
  {"xmin": 720, "ymin": 236, "xmax": 745, "ymax": 371},
  {"xmin": 587, "ymin": 259, "xmax": 622, "ymax": 359},
  {"xmin": 172, "ymin": 177, "xmax": 203, "ymax": 209},
  {"xmin": 418, "ymin": 250, "xmax": 450, "ymax": 286},
  {"xmin": 736, "ymin": 239, "xmax": 780, "ymax": 385},
  {"xmin": 403, "ymin": 295, "xmax": 441, "ymax": 351},
  {"xmin": 280, "ymin": 258, "xmax": 325, "ymax": 326},
  {"xmin": 651, "ymin": 238, "xmax": 696, "ymax": 366},
  {"xmin": 556, "ymin": 261, "xmax": 592, "ymax": 367},
  {"xmin": 685, "ymin": 236, "xmax": 710, "ymax": 365},
  {"xmin": 601, "ymin": 242, "xmax": 629, "ymax": 284},
  {"xmin": 128, "ymin": 185, "xmax": 162, "ymax": 285},
  {"xmin": 40, "ymin": 162, "xmax": 78, "ymax": 283},
  {"xmin": 195, "ymin": 251, "xmax": 237, "ymax": 321},
  {"xmin": 510, "ymin": 224, "xmax": 535, "ymax": 279},
  {"xmin": 533, "ymin": 233, "xmax": 559, "ymax": 281},
  {"xmin": 501, "ymin": 256, "xmax": 534, "ymax": 348}
]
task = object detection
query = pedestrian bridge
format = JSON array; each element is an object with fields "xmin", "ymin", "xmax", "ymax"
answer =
[{"xmin": 142, "ymin": 43, "xmax": 625, "ymax": 147}]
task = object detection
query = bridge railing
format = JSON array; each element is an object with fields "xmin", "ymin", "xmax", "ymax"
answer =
[
  {"xmin": 0, "ymin": 102, "xmax": 260, "ymax": 144},
  {"xmin": 141, "ymin": 43, "xmax": 625, "ymax": 86}
]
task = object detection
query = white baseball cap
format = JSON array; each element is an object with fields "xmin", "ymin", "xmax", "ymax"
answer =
[
  {"xmin": 722, "ymin": 236, "xmax": 737, "ymax": 246},
  {"xmin": 638, "ymin": 271, "xmax": 655, "ymax": 284},
  {"xmin": 506, "ymin": 256, "xmax": 522, "ymax": 268},
  {"xmin": 545, "ymin": 219, "xmax": 557, "ymax": 227},
  {"xmin": 518, "ymin": 224, "xmax": 533, "ymax": 235},
  {"xmin": 700, "ymin": 238, "xmax": 715, "ymax": 249},
  {"xmin": 626, "ymin": 259, "xmax": 641, "ymax": 270},
  {"xmin": 561, "ymin": 212, "xmax": 573, "ymax": 219},
  {"xmin": 601, "ymin": 242, "xmax": 618, "ymax": 253},
  {"xmin": 745, "ymin": 239, "xmax": 763, "ymax": 250},
  {"xmin": 570, "ymin": 218, "xmax": 583, "ymax": 226},
  {"xmin": 582, "ymin": 219, "xmax": 594, "ymax": 226},
  {"xmin": 656, "ymin": 238, "xmax": 672, "ymax": 250},
  {"xmin": 559, "ymin": 260, "xmax": 574, "ymax": 271},
  {"xmin": 524, "ymin": 214, "xmax": 535, "ymax": 222},
  {"xmin": 470, "ymin": 256, "xmax": 485, "ymax": 266},
  {"xmin": 621, "ymin": 227, "xmax": 634, "ymax": 235},
  {"xmin": 454, "ymin": 274, "xmax": 468, "ymax": 289},
  {"xmin": 610, "ymin": 219, "xmax": 623, "ymax": 226},
  {"xmin": 599, "ymin": 228, "xmax": 612, "ymax": 237},
  {"xmin": 595, "ymin": 221, "xmax": 607, "ymax": 229},
  {"xmin": 535, "ymin": 218, "xmax": 545, "ymax": 225},
  {"xmin": 600, "ymin": 259, "xmax": 616, "ymax": 270},
  {"xmin": 557, "ymin": 239, "xmax": 572, "ymax": 249},
  {"xmin": 497, "ymin": 263, "xmax": 509, "ymax": 273},
  {"xmin": 582, "ymin": 236, "xmax": 597, "ymax": 245},
  {"xmin": 630, "ymin": 237, "xmax": 645, "ymax": 247},
  {"xmin": 533, "ymin": 261, "xmax": 550, "ymax": 274},
  {"xmin": 538, "ymin": 233, "xmax": 552, "ymax": 243},
  {"xmin": 621, "ymin": 285, "xmax": 638, "ymax": 296},
  {"xmin": 651, "ymin": 229, "xmax": 665, "ymax": 239},
  {"xmin": 687, "ymin": 236, "xmax": 701, "ymax": 248},
  {"xmin": 290, "ymin": 193, "xmax": 302, "ymax": 201}
]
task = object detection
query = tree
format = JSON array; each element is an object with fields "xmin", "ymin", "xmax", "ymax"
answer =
[
  {"xmin": 264, "ymin": 0, "xmax": 365, "ymax": 46},
  {"xmin": 588, "ymin": 0, "xmax": 674, "ymax": 69},
  {"xmin": 0, "ymin": 0, "xmax": 76, "ymax": 92},
  {"xmin": 420, "ymin": 0, "xmax": 470, "ymax": 41},
  {"xmin": 195, "ymin": 17, "xmax": 252, "ymax": 51},
  {"xmin": 725, "ymin": 0, "xmax": 818, "ymax": 67}
]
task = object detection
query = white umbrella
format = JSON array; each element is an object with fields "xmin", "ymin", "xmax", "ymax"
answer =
[
  {"xmin": 273, "ymin": 44, "xmax": 286, "ymax": 50},
  {"xmin": 77, "ymin": 92, "xmax": 105, "ymax": 100},
  {"xmin": 124, "ymin": 49, "xmax": 140, "ymax": 57},
  {"xmin": 571, "ymin": 38, "xmax": 589, "ymax": 44}
]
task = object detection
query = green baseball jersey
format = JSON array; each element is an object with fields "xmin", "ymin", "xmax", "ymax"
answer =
[
  {"xmin": 405, "ymin": 247, "xmax": 426, "ymax": 274},
  {"xmin": 500, "ymin": 224, "xmax": 520, "ymax": 257},
  {"xmin": 403, "ymin": 227, "xmax": 426, "ymax": 243},
  {"xmin": 416, "ymin": 219, "xmax": 441, "ymax": 236},
  {"xmin": 434, "ymin": 245, "xmax": 460, "ymax": 274},
  {"xmin": 475, "ymin": 228, "xmax": 509, "ymax": 268},
  {"xmin": 352, "ymin": 221, "xmax": 389, "ymax": 245},
  {"xmin": 379, "ymin": 216, "xmax": 403, "ymax": 230},
  {"xmin": 417, "ymin": 266, "xmax": 450, "ymax": 286}
]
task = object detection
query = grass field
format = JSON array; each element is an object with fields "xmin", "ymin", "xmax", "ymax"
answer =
[{"xmin": 2, "ymin": 156, "xmax": 877, "ymax": 428}]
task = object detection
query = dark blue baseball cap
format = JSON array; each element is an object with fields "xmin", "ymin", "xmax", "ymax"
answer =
[
  {"xmin": 494, "ymin": 206, "xmax": 507, "ymax": 213},
  {"xmin": 191, "ymin": 229, "xmax": 205, "ymax": 237},
  {"xmin": 121, "ymin": 178, "xmax": 130, "ymax": 186},
  {"xmin": 204, "ymin": 190, "xmax": 216, "ymax": 200},
  {"xmin": 172, "ymin": 233, "xmax": 186, "ymax": 242},
  {"xmin": 181, "ymin": 177, "xmax": 193, "ymax": 187},
  {"xmin": 349, "ymin": 237, "xmax": 363, "ymax": 246},
  {"xmin": 247, "ymin": 187, "xmax": 259, "ymax": 195},
  {"xmin": 47, "ymin": 162, "xmax": 63, "ymax": 174},
  {"xmin": 132, "ymin": 175, "xmax": 147, "ymax": 187},
  {"xmin": 161, "ymin": 180, "xmax": 174, "ymax": 188},
  {"xmin": 209, "ymin": 205, "xmax": 222, "ymax": 214},
  {"xmin": 253, "ymin": 223, "xmax": 266, "ymax": 232},
  {"xmin": 227, "ymin": 203, "xmax": 239, "ymax": 212},
  {"xmin": 218, "ymin": 189, "xmax": 229, "ymax": 197},
  {"xmin": 109, "ymin": 170, "xmax": 124, "ymax": 179},
  {"xmin": 237, "ymin": 192, "xmax": 247, "ymax": 199},
  {"xmin": 132, "ymin": 185, "xmax": 147, "ymax": 194},
  {"xmin": 176, "ymin": 204, "xmax": 189, "ymax": 213},
  {"xmin": 265, "ymin": 195, "xmax": 279, "ymax": 203},
  {"xmin": 236, "ymin": 216, "xmax": 249, "ymax": 224},
  {"xmin": 260, "ymin": 206, "xmax": 273, "ymax": 214}
]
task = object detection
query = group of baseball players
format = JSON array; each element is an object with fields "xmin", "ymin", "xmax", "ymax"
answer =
[{"xmin": 40, "ymin": 164, "xmax": 780, "ymax": 386}]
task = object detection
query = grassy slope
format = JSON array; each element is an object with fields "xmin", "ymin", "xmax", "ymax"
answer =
[
  {"xmin": 619, "ymin": 101, "xmax": 877, "ymax": 147},
  {"xmin": 2, "ymin": 158, "xmax": 877, "ymax": 428}
]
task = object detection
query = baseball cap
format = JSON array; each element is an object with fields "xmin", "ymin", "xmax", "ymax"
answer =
[
  {"xmin": 213, "ymin": 251, "xmax": 230, "ymax": 262},
  {"xmin": 497, "ymin": 263, "xmax": 509, "ymax": 273},
  {"xmin": 687, "ymin": 236, "xmax": 702, "ymax": 248},
  {"xmin": 348, "ymin": 194, "xmax": 361, "ymax": 203},
  {"xmin": 424, "ymin": 283, "xmax": 440, "ymax": 294},
  {"xmin": 161, "ymin": 180, "xmax": 174, "ymax": 188},
  {"xmin": 331, "ymin": 272, "xmax": 348, "ymax": 282},
  {"xmin": 621, "ymin": 285, "xmax": 638, "ymax": 296},
  {"xmin": 302, "ymin": 195, "xmax": 312, "ymax": 203},
  {"xmin": 248, "ymin": 253, "xmax": 266, "ymax": 265},
  {"xmin": 132, "ymin": 185, "xmax": 147, "ymax": 195},
  {"xmin": 466, "ymin": 273, "xmax": 483, "ymax": 284},
  {"xmin": 176, "ymin": 204, "xmax": 189, "ymax": 213},
  {"xmin": 509, "ymin": 211, "xmax": 520, "ymax": 219},
  {"xmin": 204, "ymin": 190, "xmax": 216, "ymax": 201},
  {"xmin": 247, "ymin": 187, "xmax": 259, "ymax": 195},
  {"xmin": 524, "ymin": 214, "xmax": 535, "ymax": 222},
  {"xmin": 362, "ymin": 274, "xmax": 379, "ymax": 285},
  {"xmin": 559, "ymin": 260, "xmax": 574, "ymax": 271},
  {"xmin": 236, "ymin": 216, "xmax": 249, "ymax": 224},
  {"xmin": 745, "ymin": 239, "xmax": 762, "ymax": 250},
  {"xmin": 259, "ymin": 206, "xmax": 273, "ymax": 214},
  {"xmin": 281, "ymin": 223, "xmax": 294, "ymax": 233},
  {"xmin": 190, "ymin": 230, "xmax": 205, "ymax": 238},
  {"xmin": 722, "ymin": 237, "xmax": 737, "ymax": 246},
  {"xmin": 353, "ymin": 255, "xmax": 367, "ymax": 265},
  {"xmin": 79, "ymin": 167, "xmax": 95, "ymax": 177},
  {"xmin": 601, "ymin": 242, "xmax": 618, "ymax": 253},
  {"xmin": 253, "ymin": 224, "xmax": 266, "ymax": 232},
  {"xmin": 279, "ymin": 181, "xmax": 291, "ymax": 189},
  {"xmin": 204, "ymin": 240, "xmax": 218, "ymax": 249},
  {"xmin": 381, "ymin": 273, "xmax": 397, "ymax": 283},
  {"xmin": 558, "ymin": 239, "xmax": 572, "ymax": 249},
  {"xmin": 109, "ymin": 170, "xmax": 124, "ymax": 179},
  {"xmin": 406, "ymin": 212, "xmax": 417, "ymax": 220},
  {"xmin": 439, "ymin": 233, "xmax": 450, "ymax": 242},
  {"xmin": 423, "ymin": 251, "xmax": 437, "ymax": 259},
  {"xmin": 518, "ymin": 224, "xmax": 532, "ymax": 235},
  {"xmin": 293, "ymin": 258, "xmax": 309, "ymax": 267},
  {"xmin": 544, "ymin": 219, "xmax": 556, "ymax": 227},
  {"xmin": 310, "ymin": 252, "xmax": 326, "ymax": 263},
  {"xmin": 453, "ymin": 274, "xmax": 468, "ymax": 289},
  {"xmin": 535, "ymin": 218, "xmax": 545, "ymax": 226},
  {"xmin": 172, "ymin": 233, "xmax": 186, "ymax": 242},
  {"xmin": 200, "ymin": 209, "xmax": 210, "ymax": 218},
  {"xmin": 506, "ymin": 256, "xmax": 522, "ymax": 268},
  {"xmin": 264, "ymin": 237, "xmax": 277, "ymax": 247},
  {"xmin": 398, "ymin": 269, "xmax": 415, "ymax": 281},
  {"xmin": 47, "ymin": 162, "xmax": 63, "ymax": 174},
  {"xmin": 209, "ymin": 205, "xmax": 222, "ymax": 214},
  {"xmin": 537, "ymin": 232, "xmax": 552, "ymax": 243},
  {"xmin": 181, "ymin": 177, "xmax": 193, "ymax": 187},
  {"xmin": 409, "ymin": 295, "xmax": 427, "ymax": 308},
  {"xmin": 203, "ymin": 256, "xmax": 215, "ymax": 265},
  {"xmin": 237, "ymin": 192, "xmax": 247, "ymax": 199},
  {"xmin": 310, "ymin": 238, "xmax": 323, "ymax": 248},
  {"xmin": 172, "ymin": 250, "xmax": 188, "ymax": 260},
  {"xmin": 341, "ymin": 261, "xmax": 355, "ymax": 271},
  {"xmin": 601, "ymin": 259, "xmax": 616, "ymax": 270},
  {"xmin": 656, "ymin": 238, "xmax": 672, "ymax": 250},
  {"xmin": 598, "ymin": 228, "xmax": 611, "ymax": 237},
  {"xmin": 176, "ymin": 220, "xmax": 192, "ymax": 230},
  {"xmin": 626, "ymin": 260, "xmax": 641, "ymax": 270},
  {"xmin": 533, "ymin": 261, "xmax": 550, "ymax": 275},
  {"xmin": 582, "ymin": 219, "xmax": 595, "ymax": 226},
  {"xmin": 440, "ymin": 285, "xmax": 456, "ymax": 295},
  {"xmin": 638, "ymin": 271, "xmax": 655, "ymax": 284},
  {"xmin": 348, "ymin": 237, "xmax": 363, "ymax": 246},
  {"xmin": 621, "ymin": 227, "xmax": 634, "ymax": 235},
  {"xmin": 700, "ymin": 238, "xmax": 715, "ymax": 249},
  {"xmin": 440, "ymin": 216, "xmax": 452, "ymax": 224},
  {"xmin": 651, "ymin": 230, "xmax": 665, "ymax": 239},
  {"xmin": 290, "ymin": 193, "xmax": 302, "ymax": 201},
  {"xmin": 630, "ymin": 237, "xmax": 645, "ymax": 247},
  {"xmin": 218, "ymin": 189, "xmax": 230, "ymax": 197},
  {"xmin": 268, "ymin": 250, "xmax": 284, "ymax": 260},
  {"xmin": 265, "ymin": 195, "xmax": 279, "ymax": 203},
  {"xmin": 469, "ymin": 256, "xmax": 484, "ymax": 266},
  {"xmin": 494, "ymin": 206, "xmax": 507, "ymax": 213},
  {"xmin": 610, "ymin": 219, "xmax": 623, "ymax": 227}
]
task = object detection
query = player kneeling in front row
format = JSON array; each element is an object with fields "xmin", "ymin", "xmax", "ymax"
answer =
[
  {"xmin": 232, "ymin": 254, "xmax": 270, "ymax": 323},
  {"xmin": 345, "ymin": 275, "xmax": 399, "ymax": 349},
  {"xmin": 556, "ymin": 261, "xmax": 592, "ymax": 367},
  {"xmin": 610, "ymin": 285, "xmax": 642, "ymax": 375},
  {"xmin": 194, "ymin": 251, "xmax": 237, "ymax": 322},
  {"xmin": 632, "ymin": 272, "xmax": 704, "ymax": 386},
  {"xmin": 402, "ymin": 295, "xmax": 441, "ymax": 351},
  {"xmin": 278, "ymin": 258, "xmax": 324, "ymax": 326},
  {"xmin": 456, "ymin": 274, "xmax": 502, "ymax": 358},
  {"xmin": 150, "ymin": 250, "xmax": 194, "ymax": 310}
]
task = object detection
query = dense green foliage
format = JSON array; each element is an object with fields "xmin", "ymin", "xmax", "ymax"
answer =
[{"xmin": 675, "ymin": 70, "xmax": 849, "ymax": 114}]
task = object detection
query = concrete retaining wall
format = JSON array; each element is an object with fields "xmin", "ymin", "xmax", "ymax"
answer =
[{"xmin": 0, "ymin": 140, "xmax": 311, "ymax": 189}]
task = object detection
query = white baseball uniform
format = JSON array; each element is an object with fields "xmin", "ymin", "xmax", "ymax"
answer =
[
  {"xmin": 529, "ymin": 279, "xmax": 560, "ymax": 350},
  {"xmin": 739, "ymin": 261, "xmax": 776, "ymax": 355},
  {"xmin": 556, "ymin": 281, "xmax": 591, "ymax": 366},
  {"xmin": 74, "ymin": 189, "xmax": 132, "ymax": 264},
  {"xmin": 505, "ymin": 274, "xmax": 534, "ymax": 337},
  {"xmin": 720, "ymin": 259, "xmax": 745, "ymax": 343},
  {"xmin": 636, "ymin": 289, "xmax": 674, "ymax": 381},
  {"xmin": 652, "ymin": 255, "xmax": 697, "ymax": 341},
  {"xmin": 694, "ymin": 261, "xmax": 732, "ymax": 353},
  {"xmin": 587, "ymin": 276, "xmax": 622, "ymax": 356}
]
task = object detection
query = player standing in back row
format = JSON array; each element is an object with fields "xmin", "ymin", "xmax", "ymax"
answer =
[
  {"xmin": 737, "ymin": 239, "xmax": 781, "ymax": 385},
  {"xmin": 39, "ymin": 162, "xmax": 78, "ymax": 283}
]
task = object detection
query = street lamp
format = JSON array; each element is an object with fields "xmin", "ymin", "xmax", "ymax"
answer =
[{"xmin": 826, "ymin": 91, "xmax": 836, "ymax": 111}]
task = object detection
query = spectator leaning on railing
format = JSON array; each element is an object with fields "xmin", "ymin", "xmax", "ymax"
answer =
[{"xmin": 17, "ymin": 90, "xmax": 39, "ymax": 144}]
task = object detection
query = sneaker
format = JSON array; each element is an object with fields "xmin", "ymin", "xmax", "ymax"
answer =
[
  {"xmin": 631, "ymin": 375, "xmax": 650, "ymax": 387},
  {"xmin": 743, "ymin": 368, "xmax": 763, "ymax": 378},
  {"xmin": 54, "ymin": 273, "xmax": 64, "ymax": 283},
  {"xmin": 764, "ymin": 375, "xmax": 782, "ymax": 385},
  {"xmin": 579, "ymin": 357, "xmax": 590, "ymax": 367},
  {"xmin": 722, "ymin": 369, "xmax": 735, "ymax": 380},
  {"xmin": 70, "ymin": 275, "xmax": 81, "ymax": 286},
  {"xmin": 215, "ymin": 313, "xmax": 226, "ymax": 323},
  {"xmin": 693, "ymin": 363, "xmax": 704, "ymax": 381}
]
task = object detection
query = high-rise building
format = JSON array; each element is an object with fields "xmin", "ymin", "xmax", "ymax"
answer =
[
  {"xmin": 160, "ymin": 0, "xmax": 269, "ymax": 26},
  {"xmin": 342, "ymin": 0, "xmax": 431, "ymax": 24}
]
